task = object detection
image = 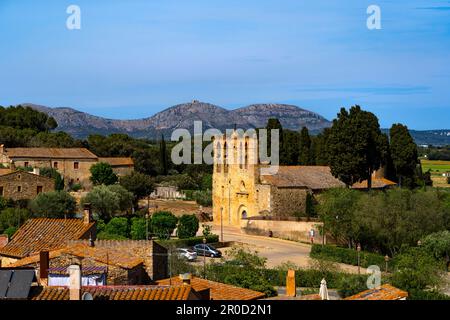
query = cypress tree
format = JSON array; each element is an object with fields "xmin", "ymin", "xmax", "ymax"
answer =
[
  {"xmin": 389, "ymin": 123, "xmax": 419, "ymax": 188},
  {"xmin": 298, "ymin": 127, "xmax": 313, "ymax": 165},
  {"xmin": 159, "ymin": 134, "xmax": 168, "ymax": 175}
]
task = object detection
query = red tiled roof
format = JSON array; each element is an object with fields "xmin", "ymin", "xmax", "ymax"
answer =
[
  {"xmin": 260, "ymin": 166, "xmax": 345, "ymax": 190},
  {"xmin": 156, "ymin": 276, "xmax": 265, "ymax": 300},
  {"xmin": 30, "ymin": 285, "xmax": 197, "ymax": 300},
  {"xmin": 8, "ymin": 243, "xmax": 143, "ymax": 270},
  {"xmin": 98, "ymin": 157, "xmax": 134, "ymax": 166},
  {"xmin": 4, "ymin": 148, "xmax": 98, "ymax": 159},
  {"xmin": 345, "ymin": 284, "xmax": 408, "ymax": 300},
  {"xmin": 0, "ymin": 169, "xmax": 13, "ymax": 176},
  {"xmin": 0, "ymin": 218, "xmax": 95, "ymax": 259},
  {"xmin": 352, "ymin": 178, "xmax": 397, "ymax": 189}
]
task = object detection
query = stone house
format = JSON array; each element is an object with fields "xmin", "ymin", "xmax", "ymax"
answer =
[
  {"xmin": 212, "ymin": 131, "xmax": 396, "ymax": 227},
  {"xmin": 0, "ymin": 145, "xmax": 134, "ymax": 189},
  {"xmin": 0, "ymin": 168, "xmax": 54, "ymax": 201},
  {"xmin": 8, "ymin": 240, "xmax": 168, "ymax": 285}
]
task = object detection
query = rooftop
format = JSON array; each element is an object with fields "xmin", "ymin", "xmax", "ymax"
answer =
[
  {"xmin": 156, "ymin": 276, "xmax": 265, "ymax": 300},
  {"xmin": 30, "ymin": 285, "xmax": 197, "ymax": 300},
  {"xmin": 3, "ymin": 147, "xmax": 98, "ymax": 159},
  {"xmin": 345, "ymin": 284, "xmax": 408, "ymax": 300},
  {"xmin": 98, "ymin": 157, "xmax": 134, "ymax": 166},
  {"xmin": 0, "ymin": 218, "xmax": 95, "ymax": 259}
]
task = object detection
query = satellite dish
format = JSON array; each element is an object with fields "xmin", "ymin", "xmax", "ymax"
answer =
[{"xmin": 82, "ymin": 292, "xmax": 93, "ymax": 301}]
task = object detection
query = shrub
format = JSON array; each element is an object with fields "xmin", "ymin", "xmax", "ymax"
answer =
[
  {"xmin": 97, "ymin": 231, "xmax": 128, "ymax": 240},
  {"xmin": 202, "ymin": 224, "xmax": 212, "ymax": 237},
  {"xmin": 104, "ymin": 217, "xmax": 129, "ymax": 238},
  {"xmin": 193, "ymin": 190, "xmax": 212, "ymax": 207},
  {"xmin": 90, "ymin": 162, "xmax": 118, "ymax": 185},
  {"xmin": 407, "ymin": 289, "xmax": 450, "ymax": 300},
  {"xmin": 310, "ymin": 244, "xmax": 388, "ymax": 270},
  {"xmin": 177, "ymin": 214, "xmax": 199, "ymax": 239},
  {"xmin": 157, "ymin": 235, "xmax": 219, "ymax": 248},
  {"xmin": 40, "ymin": 167, "xmax": 64, "ymax": 190},
  {"xmin": 29, "ymin": 191, "xmax": 77, "ymax": 218},
  {"xmin": 4, "ymin": 226, "xmax": 17, "ymax": 239},
  {"xmin": 70, "ymin": 183, "xmax": 82, "ymax": 192},
  {"xmin": 336, "ymin": 275, "xmax": 369, "ymax": 298},
  {"xmin": 130, "ymin": 217, "xmax": 149, "ymax": 240},
  {"xmin": 152, "ymin": 211, "xmax": 178, "ymax": 240},
  {"xmin": 0, "ymin": 207, "xmax": 30, "ymax": 233}
]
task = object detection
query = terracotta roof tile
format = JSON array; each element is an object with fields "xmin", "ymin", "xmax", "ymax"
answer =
[
  {"xmin": 4, "ymin": 148, "xmax": 98, "ymax": 159},
  {"xmin": 8, "ymin": 243, "xmax": 143, "ymax": 270},
  {"xmin": 30, "ymin": 285, "xmax": 196, "ymax": 301},
  {"xmin": 0, "ymin": 218, "xmax": 95, "ymax": 259},
  {"xmin": 260, "ymin": 166, "xmax": 345, "ymax": 190},
  {"xmin": 98, "ymin": 157, "xmax": 134, "ymax": 166},
  {"xmin": 345, "ymin": 284, "xmax": 408, "ymax": 300},
  {"xmin": 157, "ymin": 276, "xmax": 265, "ymax": 300}
]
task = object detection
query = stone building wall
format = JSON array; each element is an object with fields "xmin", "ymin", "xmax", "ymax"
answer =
[
  {"xmin": 0, "ymin": 171, "xmax": 54, "ymax": 201},
  {"xmin": 270, "ymin": 187, "xmax": 309, "ymax": 217}
]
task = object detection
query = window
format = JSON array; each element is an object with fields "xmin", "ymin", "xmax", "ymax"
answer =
[
  {"xmin": 216, "ymin": 142, "xmax": 222, "ymax": 173},
  {"xmin": 223, "ymin": 142, "xmax": 228, "ymax": 174},
  {"xmin": 17, "ymin": 186, "xmax": 22, "ymax": 192},
  {"xmin": 53, "ymin": 162, "xmax": 58, "ymax": 169},
  {"xmin": 0, "ymin": 186, "xmax": 3, "ymax": 196},
  {"xmin": 74, "ymin": 162, "xmax": 79, "ymax": 170},
  {"xmin": 37, "ymin": 186, "xmax": 43, "ymax": 194},
  {"xmin": 24, "ymin": 161, "xmax": 29, "ymax": 167}
]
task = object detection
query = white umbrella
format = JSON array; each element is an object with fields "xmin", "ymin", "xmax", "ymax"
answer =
[{"xmin": 319, "ymin": 278, "xmax": 329, "ymax": 300}]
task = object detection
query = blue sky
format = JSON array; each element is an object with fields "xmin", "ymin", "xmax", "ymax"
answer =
[{"xmin": 0, "ymin": 0, "xmax": 449, "ymax": 130}]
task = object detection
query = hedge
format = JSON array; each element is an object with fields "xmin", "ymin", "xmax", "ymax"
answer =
[
  {"xmin": 407, "ymin": 289, "xmax": 450, "ymax": 300},
  {"xmin": 157, "ymin": 234, "xmax": 219, "ymax": 248},
  {"xmin": 310, "ymin": 244, "xmax": 390, "ymax": 270}
]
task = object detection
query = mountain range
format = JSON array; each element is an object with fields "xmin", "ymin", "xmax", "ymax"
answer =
[
  {"xmin": 23, "ymin": 102, "xmax": 450, "ymax": 145},
  {"xmin": 24, "ymin": 101, "xmax": 330, "ymax": 139}
]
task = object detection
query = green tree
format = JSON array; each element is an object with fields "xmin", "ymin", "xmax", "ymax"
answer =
[
  {"xmin": 389, "ymin": 124, "xmax": 419, "ymax": 188},
  {"xmin": 107, "ymin": 184, "xmax": 134, "ymax": 213},
  {"xmin": 327, "ymin": 106, "xmax": 387, "ymax": 189},
  {"xmin": 130, "ymin": 217, "xmax": 150, "ymax": 240},
  {"xmin": 159, "ymin": 135, "xmax": 168, "ymax": 175},
  {"xmin": 421, "ymin": 230, "xmax": 450, "ymax": 270},
  {"xmin": 0, "ymin": 208, "xmax": 30, "ymax": 233},
  {"xmin": 312, "ymin": 128, "xmax": 330, "ymax": 165},
  {"xmin": 119, "ymin": 172, "xmax": 154, "ymax": 208},
  {"xmin": 82, "ymin": 185, "xmax": 120, "ymax": 221},
  {"xmin": 318, "ymin": 188, "xmax": 362, "ymax": 248},
  {"xmin": 392, "ymin": 247, "xmax": 444, "ymax": 291},
  {"xmin": 89, "ymin": 162, "xmax": 118, "ymax": 186},
  {"xmin": 152, "ymin": 211, "xmax": 178, "ymax": 240},
  {"xmin": 29, "ymin": 191, "xmax": 76, "ymax": 218},
  {"xmin": 39, "ymin": 167, "xmax": 64, "ymax": 190},
  {"xmin": 298, "ymin": 127, "xmax": 313, "ymax": 165},
  {"xmin": 177, "ymin": 214, "xmax": 199, "ymax": 239},
  {"xmin": 104, "ymin": 217, "xmax": 129, "ymax": 238}
]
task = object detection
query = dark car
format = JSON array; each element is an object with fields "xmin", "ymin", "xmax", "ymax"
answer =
[{"xmin": 193, "ymin": 244, "xmax": 222, "ymax": 258}]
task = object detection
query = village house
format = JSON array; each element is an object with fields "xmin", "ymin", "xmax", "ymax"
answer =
[
  {"xmin": 0, "ymin": 267, "xmax": 203, "ymax": 300},
  {"xmin": 0, "ymin": 145, "xmax": 134, "ymax": 189},
  {"xmin": 0, "ymin": 206, "xmax": 96, "ymax": 266},
  {"xmin": 157, "ymin": 275, "xmax": 265, "ymax": 300},
  {"xmin": 0, "ymin": 167, "xmax": 54, "ymax": 201},
  {"xmin": 8, "ymin": 240, "xmax": 168, "ymax": 285},
  {"xmin": 212, "ymin": 132, "xmax": 396, "ymax": 227}
]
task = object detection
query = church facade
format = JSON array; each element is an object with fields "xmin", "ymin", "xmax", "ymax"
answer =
[{"xmin": 212, "ymin": 131, "xmax": 396, "ymax": 227}]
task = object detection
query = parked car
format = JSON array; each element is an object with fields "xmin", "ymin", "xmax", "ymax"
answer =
[
  {"xmin": 193, "ymin": 244, "xmax": 222, "ymax": 258},
  {"xmin": 176, "ymin": 248, "xmax": 197, "ymax": 262}
]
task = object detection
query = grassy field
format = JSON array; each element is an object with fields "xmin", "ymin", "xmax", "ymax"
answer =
[{"xmin": 421, "ymin": 159, "xmax": 450, "ymax": 187}]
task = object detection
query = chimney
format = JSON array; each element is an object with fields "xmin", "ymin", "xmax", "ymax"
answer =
[
  {"xmin": 286, "ymin": 269, "xmax": 296, "ymax": 297},
  {"xmin": 179, "ymin": 273, "xmax": 192, "ymax": 285},
  {"xmin": 39, "ymin": 250, "xmax": 49, "ymax": 285},
  {"xmin": 9, "ymin": 160, "xmax": 15, "ymax": 171},
  {"xmin": 68, "ymin": 264, "xmax": 82, "ymax": 301},
  {"xmin": 33, "ymin": 167, "xmax": 40, "ymax": 175},
  {"xmin": 88, "ymin": 232, "xmax": 95, "ymax": 247},
  {"xmin": 83, "ymin": 203, "xmax": 92, "ymax": 224},
  {"xmin": 0, "ymin": 144, "xmax": 4, "ymax": 154}
]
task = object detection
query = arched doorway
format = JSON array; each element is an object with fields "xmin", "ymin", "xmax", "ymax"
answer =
[{"xmin": 237, "ymin": 205, "xmax": 249, "ymax": 224}]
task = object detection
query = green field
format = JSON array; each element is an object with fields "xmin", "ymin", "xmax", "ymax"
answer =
[
  {"xmin": 421, "ymin": 160, "xmax": 450, "ymax": 175},
  {"xmin": 421, "ymin": 160, "xmax": 450, "ymax": 187}
]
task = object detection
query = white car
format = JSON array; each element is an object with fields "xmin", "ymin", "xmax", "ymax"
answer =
[{"xmin": 176, "ymin": 248, "xmax": 197, "ymax": 262}]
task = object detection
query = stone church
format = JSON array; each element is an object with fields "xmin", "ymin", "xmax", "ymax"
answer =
[{"xmin": 212, "ymin": 131, "xmax": 395, "ymax": 227}]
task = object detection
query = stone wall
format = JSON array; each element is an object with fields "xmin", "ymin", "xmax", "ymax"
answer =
[
  {"xmin": 270, "ymin": 187, "xmax": 309, "ymax": 217},
  {"xmin": 240, "ymin": 218, "xmax": 324, "ymax": 244},
  {"xmin": 0, "ymin": 171, "xmax": 54, "ymax": 201}
]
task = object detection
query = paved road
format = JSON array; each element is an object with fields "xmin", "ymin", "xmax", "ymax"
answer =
[{"xmin": 207, "ymin": 224, "xmax": 364, "ymax": 273}]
